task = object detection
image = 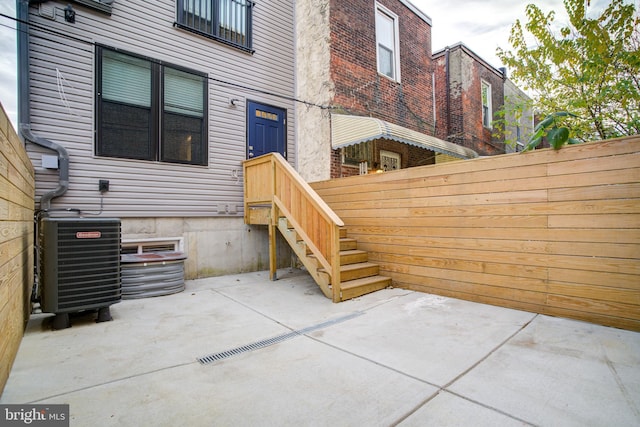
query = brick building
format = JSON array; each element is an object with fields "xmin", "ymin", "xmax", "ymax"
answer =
[
  {"xmin": 296, "ymin": 0, "xmax": 477, "ymax": 181},
  {"xmin": 433, "ymin": 42, "xmax": 518, "ymax": 156}
]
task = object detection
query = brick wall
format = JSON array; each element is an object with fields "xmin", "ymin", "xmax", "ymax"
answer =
[
  {"xmin": 329, "ymin": 0, "xmax": 436, "ymax": 178},
  {"xmin": 433, "ymin": 54, "xmax": 448, "ymax": 141},
  {"xmin": 465, "ymin": 58, "xmax": 505, "ymax": 155},
  {"xmin": 331, "ymin": 149, "xmax": 343, "ymax": 177},
  {"xmin": 329, "ymin": 0, "xmax": 434, "ymax": 133},
  {"xmin": 434, "ymin": 45, "xmax": 506, "ymax": 156}
]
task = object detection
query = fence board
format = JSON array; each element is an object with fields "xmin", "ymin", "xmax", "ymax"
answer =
[
  {"xmin": 0, "ymin": 104, "xmax": 35, "ymax": 395},
  {"xmin": 312, "ymin": 137, "xmax": 640, "ymax": 331},
  {"xmin": 346, "ymin": 225, "xmax": 640, "ymax": 244}
]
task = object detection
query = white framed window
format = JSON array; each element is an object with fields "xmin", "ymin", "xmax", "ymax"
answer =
[
  {"xmin": 380, "ymin": 150, "xmax": 401, "ymax": 171},
  {"xmin": 481, "ymin": 80, "xmax": 492, "ymax": 128},
  {"xmin": 375, "ymin": 3, "xmax": 400, "ymax": 82}
]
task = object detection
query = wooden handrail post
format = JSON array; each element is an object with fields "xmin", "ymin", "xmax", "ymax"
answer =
[
  {"xmin": 243, "ymin": 159, "xmax": 249, "ymax": 224},
  {"xmin": 269, "ymin": 156, "xmax": 278, "ymax": 281},
  {"xmin": 268, "ymin": 219, "xmax": 277, "ymax": 281},
  {"xmin": 330, "ymin": 223, "xmax": 341, "ymax": 302}
]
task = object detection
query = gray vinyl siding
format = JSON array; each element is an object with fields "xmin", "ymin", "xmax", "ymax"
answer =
[{"xmin": 25, "ymin": 0, "xmax": 295, "ymax": 218}]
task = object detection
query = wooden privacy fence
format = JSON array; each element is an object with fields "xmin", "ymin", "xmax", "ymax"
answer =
[
  {"xmin": 0, "ymin": 104, "xmax": 35, "ymax": 394},
  {"xmin": 312, "ymin": 136, "xmax": 640, "ymax": 331}
]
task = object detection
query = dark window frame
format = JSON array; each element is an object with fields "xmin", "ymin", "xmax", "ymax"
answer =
[
  {"xmin": 175, "ymin": 0, "xmax": 254, "ymax": 53},
  {"xmin": 95, "ymin": 45, "xmax": 208, "ymax": 166},
  {"xmin": 70, "ymin": 0, "xmax": 113, "ymax": 15}
]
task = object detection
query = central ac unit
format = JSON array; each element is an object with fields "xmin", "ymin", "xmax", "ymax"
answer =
[{"xmin": 38, "ymin": 217, "xmax": 121, "ymax": 329}]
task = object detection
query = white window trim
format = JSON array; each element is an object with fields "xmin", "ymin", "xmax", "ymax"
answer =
[
  {"xmin": 481, "ymin": 80, "xmax": 492, "ymax": 129},
  {"xmin": 380, "ymin": 150, "xmax": 401, "ymax": 171},
  {"xmin": 375, "ymin": 2, "xmax": 401, "ymax": 83}
]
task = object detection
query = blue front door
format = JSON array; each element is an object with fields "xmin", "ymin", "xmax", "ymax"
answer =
[{"xmin": 247, "ymin": 101, "xmax": 286, "ymax": 159}]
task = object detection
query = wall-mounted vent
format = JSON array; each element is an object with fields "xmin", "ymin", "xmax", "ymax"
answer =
[
  {"xmin": 121, "ymin": 243, "xmax": 177, "ymax": 255},
  {"xmin": 121, "ymin": 237, "xmax": 184, "ymax": 255},
  {"xmin": 39, "ymin": 217, "xmax": 121, "ymax": 328}
]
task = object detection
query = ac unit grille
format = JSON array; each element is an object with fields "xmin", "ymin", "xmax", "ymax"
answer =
[{"xmin": 39, "ymin": 218, "xmax": 122, "ymax": 313}]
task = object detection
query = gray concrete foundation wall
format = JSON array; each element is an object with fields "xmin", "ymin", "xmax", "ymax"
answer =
[{"xmin": 122, "ymin": 218, "xmax": 292, "ymax": 280}]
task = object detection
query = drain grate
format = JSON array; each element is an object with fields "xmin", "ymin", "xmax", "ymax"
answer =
[{"xmin": 197, "ymin": 311, "xmax": 363, "ymax": 365}]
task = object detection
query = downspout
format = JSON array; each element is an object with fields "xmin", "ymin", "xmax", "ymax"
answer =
[
  {"xmin": 431, "ymin": 72, "xmax": 436, "ymax": 134},
  {"xmin": 17, "ymin": 0, "xmax": 69, "ymax": 210},
  {"xmin": 445, "ymin": 47, "xmax": 451, "ymax": 140}
]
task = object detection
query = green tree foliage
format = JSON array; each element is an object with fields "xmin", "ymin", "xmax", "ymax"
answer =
[
  {"xmin": 497, "ymin": 0, "xmax": 640, "ymax": 142},
  {"xmin": 524, "ymin": 111, "xmax": 581, "ymax": 151},
  {"xmin": 492, "ymin": 95, "xmax": 535, "ymax": 149}
]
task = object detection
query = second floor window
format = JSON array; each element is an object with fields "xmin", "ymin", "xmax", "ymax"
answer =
[
  {"xmin": 176, "ymin": 0, "xmax": 253, "ymax": 52},
  {"xmin": 375, "ymin": 3, "xmax": 400, "ymax": 81},
  {"xmin": 481, "ymin": 80, "xmax": 492, "ymax": 128}
]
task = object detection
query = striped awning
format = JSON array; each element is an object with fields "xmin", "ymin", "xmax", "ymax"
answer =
[{"xmin": 331, "ymin": 114, "xmax": 479, "ymax": 159}]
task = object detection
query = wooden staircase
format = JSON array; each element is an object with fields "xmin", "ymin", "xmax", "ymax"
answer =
[
  {"xmin": 243, "ymin": 152, "xmax": 391, "ymax": 302},
  {"xmin": 277, "ymin": 218, "xmax": 391, "ymax": 301}
]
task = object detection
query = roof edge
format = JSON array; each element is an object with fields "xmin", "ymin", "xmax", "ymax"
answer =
[
  {"xmin": 433, "ymin": 42, "xmax": 505, "ymax": 77},
  {"xmin": 398, "ymin": 0, "xmax": 432, "ymax": 26},
  {"xmin": 331, "ymin": 114, "xmax": 479, "ymax": 160}
]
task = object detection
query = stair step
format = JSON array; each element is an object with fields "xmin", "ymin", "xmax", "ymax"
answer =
[
  {"xmin": 307, "ymin": 250, "xmax": 368, "ymax": 269},
  {"xmin": 320, "ymin": 262, "xmax": 380, "ymax": 282},
  {"xmin": 282, "ymin": 219, "xmax": 351, "ymax": 251},
  {"xmin": 306, "ymin": 238, "xmax": 357, "ymax": 255},
  {"xmin": 340, "ymin": 262, "xmax": 379, "ymax": 281},
  {"xmin": 340, "ymin": 275, "xmax": 392, "ymax": 300},
  {"xmin": 308, "ymin": 250, "xmax": 368, "ymax": 267},
  {"xmin": 340, "ymin": 250, "xmax": 368, "ymax": 265},
  {"xmin": 340, "ymin": 238, "xmax": 358, "ymax": 251}
]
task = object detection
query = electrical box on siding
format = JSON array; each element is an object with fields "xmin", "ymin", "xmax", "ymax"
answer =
[{"xmin": 41, "ymin": 154, "xmax": 59, "ymax": 169}]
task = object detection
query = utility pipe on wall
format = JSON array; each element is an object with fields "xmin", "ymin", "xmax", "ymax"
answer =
[
  {"xmin": 17, "ymin": 0, "xmax": 70, "ymax": 210},
  {"xmin": 445, "ymin": 47, "xmax": 451, "ymax": 139}
]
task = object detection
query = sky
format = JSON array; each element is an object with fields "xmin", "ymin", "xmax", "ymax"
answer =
[
  {"xmin": 0, "ymin": 0, "xmax": 633, "ymax": 130},
  {"xmin": 0, "ymin": 1, "xmax": 17, "ymax": 128},
  {"xmin": 412, "ymin": 0, "xmax": 621, "ymax": 68}
]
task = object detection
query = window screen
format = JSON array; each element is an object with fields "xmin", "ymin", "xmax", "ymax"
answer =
[
  {"xmin": 376, "ymin": 6, "xmax": 399, "ymax": 80},
  {"xmin": 96, "ymin": 46, "xmax": 207, "ymax": 165}
]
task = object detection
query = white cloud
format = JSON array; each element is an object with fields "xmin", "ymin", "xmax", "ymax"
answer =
[
  {"xmin": 411, "ymin": 0, "xmax": 563, "ymax": 68},
  {"xmin": 0, "ymin": 3, "xmax": 17, "ymax": 128},
  {"xmin": 411, "ymin": 0, "xmax": 637, "ymax": 70}
]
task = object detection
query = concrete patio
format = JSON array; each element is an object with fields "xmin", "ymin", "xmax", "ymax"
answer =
[{"xmin": 2, "ymin": 268, "xmax": 639, "ymax": 426}]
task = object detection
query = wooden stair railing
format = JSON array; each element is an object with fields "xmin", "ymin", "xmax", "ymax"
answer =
[
  {"xmin": 243, "ymin": 153, "xmax": 344, "ymax": 302},
  {"xmin": 243, "ymin": 153, "xmax": 391, "ymax": 302}
]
